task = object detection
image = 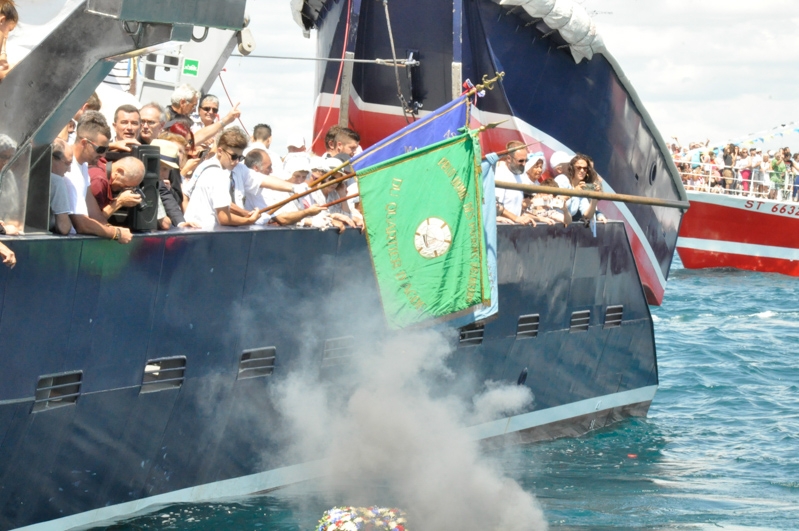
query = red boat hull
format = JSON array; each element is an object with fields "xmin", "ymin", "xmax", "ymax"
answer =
[{"xmin": 677, "ymin": 191, "xmax": 799, "ymax": 276}]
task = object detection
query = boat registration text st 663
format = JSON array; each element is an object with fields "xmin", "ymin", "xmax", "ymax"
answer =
[{"xmin": 743, "ymin": 200, "xmax": 799, "ymax": 218}]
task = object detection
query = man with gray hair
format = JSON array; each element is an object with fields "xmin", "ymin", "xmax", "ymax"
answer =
[
  {"xmin": 165, "ymin": 84, "xmax": 199, "ymax": 123},
  {"xmin": 139, "ymin": 102, "xmax": 166, "ymax": 145},
  {"xmin": 49, "ymin": 139, "xmax": 74, "ymax": 235},
  {"xmin": 90, "ymin": 156, "xmax": 146, "ymax": 220}
]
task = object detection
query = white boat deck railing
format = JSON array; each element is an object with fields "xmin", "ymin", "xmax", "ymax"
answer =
[{"xmin": 679, "ymin": 170, "xmax": 798, "ymax": 202}]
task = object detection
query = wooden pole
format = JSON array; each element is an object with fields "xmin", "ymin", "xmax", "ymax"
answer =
[
  {"xmin": 308, "ymin": 159, "xmax": 352, "ymax": 188},
  {"xmin": 321, "ymin": 193, "xmax": 358, "ymax": 209},
  {"xmin": 260, "ymin": 172, "xmax": 355, "ymax": 215},
  {"xmin": 482, "ymin": 141, "xmax": 537, "ymax": 162},
  {"xmin": 495, "ymin": 181, "xmax": 690, "ymax": 210}
]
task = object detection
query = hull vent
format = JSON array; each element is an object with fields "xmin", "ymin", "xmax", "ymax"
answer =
[
  {"xmin": 32, "ymin": 371, "xmax": 83, "ymax": 413},
  {"xmin": 569, "ymin": 310, "xmax": 591, "ymax": 333},
  {"xmin": 141, "ymin": 357, "xmax": 186, "ymax": 393},
  {"xmin": 238, "ymin": 347, "xmax": 277, "ymax": 380},
  {"xmin": 323, "ymin": 336, "xmax": 355, "ymax": 367},
  {"xmin": 459, "ymin": 324, "xmax": 485, "ymax": 347},
  {"xmin": 604, "ymin": 305, "xmax": 624, "ymax": 328},
  {"xmin": 516, "ymin": 314, "xmax": 540, "ymax": 339}
]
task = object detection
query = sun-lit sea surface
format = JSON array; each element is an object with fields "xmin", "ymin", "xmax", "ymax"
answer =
[{"xmin": 92, "ymin": 256, "xmax": 799, "ymax": 530}]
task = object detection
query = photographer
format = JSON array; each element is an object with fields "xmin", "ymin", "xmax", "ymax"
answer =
[
  {"xmin": 90, "ymin": 157, "xmax": 145, "ymax": 219},
  {"xmin": 564, "ymin": 154, "xmax": 605, "ymax": 224}
]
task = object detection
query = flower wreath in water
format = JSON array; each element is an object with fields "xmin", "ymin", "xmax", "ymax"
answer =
[{"xmin": 317, "ymin": 506, "xmax": 407, "ymax": 531}]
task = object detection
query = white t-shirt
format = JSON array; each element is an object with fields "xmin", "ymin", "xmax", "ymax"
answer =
[
  {"xmin": 63, "ymin": 159, "xmax": 90, "ymax": 235},
  {"xmin": 494, "ymin": 161, "xmax": 524, "ymax": 217},
  {"xmin": 183, "ymin": 160, "xmax": 232, "ymax": 229}
]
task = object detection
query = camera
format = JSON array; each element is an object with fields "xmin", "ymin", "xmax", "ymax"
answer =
[
  {"xmin": 583, "ymin": 183, "xmax": 596, "ymax": 191},
  {"xmin": 106, "ymin": 145, "xmax": 160, "ymax": 231}
]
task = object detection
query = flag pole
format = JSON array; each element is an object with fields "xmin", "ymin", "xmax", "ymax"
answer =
[
  {"xmin": 320, "ymin": 193, "xmax": 359, "ymax": 209},
  {"xmin": 481, "ymin": 141, "xmax": 537, "ymax": 161},
  {"xmin": 319, "ymin": 185, "xmax": 687, "ymax": 211},
  {"xmin": 494, "ymin": 181, "xmax": 690, "ymax": 210},
  {"xmin": 260, "ymin": 172, "xmax": 355, "ymax": 215}
]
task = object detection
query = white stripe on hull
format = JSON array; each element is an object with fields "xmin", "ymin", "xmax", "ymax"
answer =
[
  {"xmin": 14, "ymin": 385, "xmax": 657, "ymax": 531},
  {"xmin": 677, "ymin": 237, "xmax": 799, "ymax": 261}
]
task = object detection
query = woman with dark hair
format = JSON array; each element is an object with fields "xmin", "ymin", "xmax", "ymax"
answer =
[
  {"xmin": 562, "ymin": 154, "xmax": 603, "ymax": 223},
  {"xmin": 0, "ymin": 0, "xmax": 19, "ymax": 81}
]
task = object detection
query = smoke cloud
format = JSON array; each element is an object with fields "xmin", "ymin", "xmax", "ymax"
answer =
[{"xmin": 269, "ymin": 277, "xmax": 548, "ymax": 531}]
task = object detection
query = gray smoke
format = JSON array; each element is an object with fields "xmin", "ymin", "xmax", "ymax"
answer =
[{"xmin": 270, "ymin": 308, "xmax": 548, "ymax": 530}]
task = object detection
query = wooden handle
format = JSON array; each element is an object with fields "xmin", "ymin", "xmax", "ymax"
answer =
[{"xmin": 495, "ymin": 181, "xmax": 689, "ymax": 210}]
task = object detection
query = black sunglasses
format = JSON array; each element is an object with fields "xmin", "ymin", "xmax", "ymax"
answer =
[
  {"xmin": 85, "ymin": 138, "xmax": 108, "ymax": 155},
  {"xmin": 201, "ymin": 106, "xmax": 219, "ymax": 113},
  {"xmin": 222, "ymin": 149, "xmax": 242, "ymax": 162}
]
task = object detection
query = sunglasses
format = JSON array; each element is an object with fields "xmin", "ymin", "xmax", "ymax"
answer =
[
  {"xmin": 200, "ymin": 106, "xmax": 219, "ymax": 113},
  {"xmin": 85, "ymin": 138, "xmax": 108, "ymax": 155},
  {"xmin": 575, "ymin": 165, "xmax": 588, "ymax": 171},
  {"xmin": 221, "ymin": 148, "xmax": 242, "ymax": 162}
]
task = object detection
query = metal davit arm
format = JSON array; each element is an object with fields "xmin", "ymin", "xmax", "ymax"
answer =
[{"xmin": 0, "ymin": 0, "xmax": 246, "ymax": 233}]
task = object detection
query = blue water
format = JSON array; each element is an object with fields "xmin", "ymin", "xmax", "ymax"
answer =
[{"xmin": 93, "ymin": 257, "xmax": 799, "ymax": 530}]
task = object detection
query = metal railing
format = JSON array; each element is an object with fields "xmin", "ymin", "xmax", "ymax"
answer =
[{"xmin": 678, "ymin": 167, "xmax": 799, "ymax": 202}]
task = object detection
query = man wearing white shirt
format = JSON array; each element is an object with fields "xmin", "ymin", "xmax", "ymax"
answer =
[
  {"xmin": 64, "ymin": 111, "xmax": 132, "ymax": 243},
  {"xmin": 184, "ymin": 128, "xmax": 320, "ymax": 229},
  {"xmin": 494, "ymin": 142, "xmax": 533, "ymax": 224}
]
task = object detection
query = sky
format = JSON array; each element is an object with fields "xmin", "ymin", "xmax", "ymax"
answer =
[{"xmin": 207, "ymin": 0, "xmax": 799, "ymax": 155}]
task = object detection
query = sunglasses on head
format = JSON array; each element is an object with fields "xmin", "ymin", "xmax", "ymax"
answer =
[{"xmin": 201, "ymin": 106, "xmax": 218, "ymax": 113}]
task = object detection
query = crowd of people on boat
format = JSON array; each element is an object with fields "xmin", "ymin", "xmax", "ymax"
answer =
[
  {"xmin": 669, "ymin": 141, "xmax": 799, "ymax": 201},
  {"xmin": 0, "ymin": 67, "xmax": 607, "ymax": 270}
]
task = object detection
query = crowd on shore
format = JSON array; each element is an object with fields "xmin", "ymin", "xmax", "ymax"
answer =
[{"xmin": 669, "ymin": 140, "xmax": 799, "ymax": 201}]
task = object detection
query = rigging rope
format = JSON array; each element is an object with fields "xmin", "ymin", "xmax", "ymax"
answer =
[
  {"xmin": 311, "ymin": 0, "xmax": 352, "ymax": 150},
  {"xmin": 382, "ymin": 0, "xmax": 412, "ymax": 124}
]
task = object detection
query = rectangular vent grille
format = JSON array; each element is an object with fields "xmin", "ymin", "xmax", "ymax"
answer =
[
  {"xmin": 238, "ymin": 347, "xmax": 276, "ymax": 380},
  {"xmin": 516, "ymin": 314, "xmax": 540, "ymax": 339},
  {"xmin": 323, "ymin": 336, "xmax": 355, "ymax": 367},
  {"xmin": 569, "ymin": 310, "xmax": 591, "ymax": 333},
  {"xmin": 604, "ymin": 305, "xmax": 623, "ymax": 328},
  {"xmin": 32, "ymin": 371, "xmax": 82, "ymax": 413},
  {"xmin": 459, "ymin": 324, "xmax": 485, "ymax": 347},
  {"xmin": 141, "ymin": 357, "xmax": 186, "ymax": 393}
]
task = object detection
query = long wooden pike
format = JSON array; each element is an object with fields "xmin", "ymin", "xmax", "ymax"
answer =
[
  {"xmin": 260, "ymin": 172, "xmax": 355, "ymax": 215},
  {"xmin": 321, "ymin": 193, "xmax": 358, "ymax": 209},
  {"xmin": 495, "ymin": 181, "xmax": 690, "ymax": 210},
  {"xmin": 482, "ymin": 141, "xmax": 537, "ymax": 161}
]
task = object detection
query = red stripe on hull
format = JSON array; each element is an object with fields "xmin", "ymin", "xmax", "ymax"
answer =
[
  {"xmin": 680, "ymin": 196, "xmax": 799, "ymax": 249},
  {"xmin": 677, "ymin": 247, "xmax": 799, "ymax": 276}
]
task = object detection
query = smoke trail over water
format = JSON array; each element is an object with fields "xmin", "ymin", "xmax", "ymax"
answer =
[{"xmin": 270, "ymin": 296, "xmax": 548, "ymax": 530}]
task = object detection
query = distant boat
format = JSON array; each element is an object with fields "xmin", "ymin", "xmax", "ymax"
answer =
[
  {"xmin": 0, "ymin": 1, "xmax": 678, "ymax": 529},
  {"xmin": 677, "ymin": 191, "xmax": 799, "ymax": 275}
]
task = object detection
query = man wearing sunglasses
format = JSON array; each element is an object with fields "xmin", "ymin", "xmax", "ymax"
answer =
[
  {"xmin": 184, "ymin": 127, "xmax": 263, "ymax": 229},
  {"xmin": 64, "ymin": 111, "xmax": 132, "ymax": 243}
]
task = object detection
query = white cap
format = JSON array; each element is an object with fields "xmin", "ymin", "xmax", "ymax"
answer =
[
  {"xmin": 283, "ymin": 155, "xmax": 311, "ymax": 177},
  {"xmin": 286, "ymin": 133, "xmax": 306, "ymax": 149},
  {"xmin": 310, "ymin": 156, "xmax": 338, "ymax": 172},
  {"xmin": 549, "ymin": 151, "xmax": 571, "ymax": 170}
]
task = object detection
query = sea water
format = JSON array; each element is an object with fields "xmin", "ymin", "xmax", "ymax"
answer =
[{"xmin": 91, "ymin": 256, "xmax": 799, "ymax": 530}]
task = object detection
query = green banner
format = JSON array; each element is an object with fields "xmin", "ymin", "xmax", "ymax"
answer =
[{"xmin": 357, "ymin": 132, "xmax": 489, "ymax": 329}]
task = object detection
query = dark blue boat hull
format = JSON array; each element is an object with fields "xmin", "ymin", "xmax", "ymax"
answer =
[{"xmin": 0, "ymin": 223, "xmax": 655, "ymax": 530}]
